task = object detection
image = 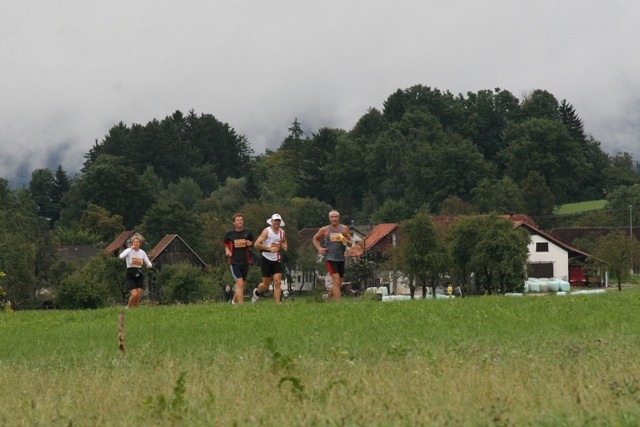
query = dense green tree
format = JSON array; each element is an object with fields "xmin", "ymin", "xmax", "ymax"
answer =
[
  {"xmin": 138, "ymin": 199, "xmax": 206, "ymax": 254},
  {"xmin": 164, "ymin": 177, "xmax": 203, "ymax": 210},
  {"xmin": 325, "ymin": 134, "xmax": 369, "ymax": 216},
  {"xmin": 578, "ymin": 136, "xmax": 610, "ymax": 200},
  {"xmin": 135, "ymin": 116, "xmax": 200, "ymax": 184},
  {"xmin": 254, "ymin": 149, "xmax": 301, "ymax": 201},
  {"xmin": 475, "ymin": 216, "xmax": 529, "ymax": 294},
  {"xmin": 559, "ymin": 99, "xmax": 586, "ymax": 143},
  {"xmin": 0, "ymin": 230, "xmax": 37, "ymax": 308},
  {"xmin": 51, "ymin": 165, "xmax": 71, "ymax": 224},
  {"xmin": 460, "ymin": 88, "xmax": 520, "ymax": 163},
  {"xmin": 58, "ymin": 176, "xmax": 87, "ymax": 228},
  {"xmin": 605, "ymin": 184, "xmax": 640, "ymax": 227},
  {"xmin": 345, "ymin": 251, "xmax": 377, "ymax": 289},
  {"xmin": 472, "ymin": 176, "xmax": 525, "ymax": 214},
  {"xmin": 602, "ymin": 152, "xmax": 640, "ymax": 190},
  {"xmin": 399, "ymin": 209, "xmax": 444, "ymax": 298},
  {"xmin": 0, "ymin": 185, "xmax": 51, "ymax": 308},
  {"xmin": 183, "ymin": 111, "xmax": 254, "ymax": 182},
  {"xmin": 29, "ymin": 168, "xmax": 56, "ymax": 223},
  {"xmin": 501, "ymin": 118, "xmax": 587, "ymax": 203},
  {"xmin": 198, "ymin": 213, "xmax": 230, "ymax": 267},
  {"xmin": 373, "ymin": 110, "xmax": 445, "ymax": 206},
  {"xmin": 53, "ymin": 225, "xmax": 101, "ymax": 245},
  {"xmin": 446, "ymin": 216, "xmax": 480, "ymax": 294},
  {"xmin": 80, "ymin": 203, "xmax": 125, "ymax": 242},
  {"xmin": 84, "ymin": 110, "xmax": 253, "ymax": 187},
  {"xmin": 382, "ymin": 85, "xmax": 463, "ymax": 130},
  {"xmin": 521, "ymin": 171, "xmax": 555, "ymax": 217},
  {"xmin": 520, "ymin": 89, "xmax": 560, "ymax": 121},
  {"xmin": 83, "ymin": 122, "xmax": 130, "ymax": 171},
  {"xmin": 370, "ymin": 199, "xmax": 414, "ymax": 224},
  {"xmin": 287, "ymin": 198, "xmax": 333, "ymax": 228},
  {"xmin": 209, "ymin": 177, "xmax": 249, "ymax": 218},
  {"xmin": 298, "ymin": 127, "xmax": 343, "ymax": 201},
  {"xmin": 78, "ymin": 155, "xmax": 144, "ymax": 228},
  {"xmin": 447, "ymin": 215, "xmax": 529, "ymax": 294},
  {"xmin": 438, "ymin": 196, "xmax": 475, "ymax": 216},
  {"xmin": 189, "ymin": 164, "xmax": 220, "ymax": 196},
  {"xmin": 350, "ymin": 107, "xmax": 387, "ymax": 140},
  {"xmin": 424, "ymin": 134, "xmax": 495, "ymax": 209}
]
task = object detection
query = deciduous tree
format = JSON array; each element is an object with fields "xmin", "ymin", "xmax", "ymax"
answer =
[{"xmin": 590, "ymin": 231, "xmax": 640, "ymax": 291}]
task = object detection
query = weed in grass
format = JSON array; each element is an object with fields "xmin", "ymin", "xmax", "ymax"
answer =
[
  {"xmin": 264, "ymin": 336, "xmax": 295, "ymax": 372},
  {"xmin": 144, "ymin": 371, "xmax": 188, "ymax": 420},
  {"xmin": 277, "ymin": 375, "xmax": 305, "ymax": 401}
]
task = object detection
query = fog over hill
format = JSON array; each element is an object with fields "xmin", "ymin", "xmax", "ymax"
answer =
[{"xmin": 2, "ymin": 1, "xmax": 639, "ymax": 186}]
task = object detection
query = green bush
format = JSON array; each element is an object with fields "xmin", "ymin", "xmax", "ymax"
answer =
[
  {"xmin": 157, "ymin": 263, "xmax": 221, "ymax": 304},
  {"xmin": 54, "ymin": 270, "xmax": 110, "ymax": 309},
  {"xmin": 52, "ymin": 255, "xmax": 123, "ymax": 309}
]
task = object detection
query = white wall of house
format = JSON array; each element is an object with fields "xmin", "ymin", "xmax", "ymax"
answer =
[
  {"xmin": 527, "ymin": 234, "xmax": 569, "ymax": 280},
  {"xmin": 285, "ymin": 270, "xmax": 318, "ymax": 292}
]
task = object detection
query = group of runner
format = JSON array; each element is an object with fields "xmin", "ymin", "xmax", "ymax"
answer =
[
  {"xmin": 119, "ymin": 209, "xmax": 353, "ymax": 307},
  {"xmin": 224, "ymin": 209, "xmax": 353, "ymax": 304}
]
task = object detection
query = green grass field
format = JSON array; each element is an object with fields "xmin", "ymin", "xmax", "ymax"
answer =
[
  {"xmin": 555, "ymin": 199, "xmax": 607, "ymax": 215},
  {"xmin": 2, "ymin": 289, "xmax": 640, "ymax": 426}
]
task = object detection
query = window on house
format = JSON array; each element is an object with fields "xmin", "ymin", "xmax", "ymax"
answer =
[{"xmin": 536, "ymin": 242, "xmax": 549, "ymax": 252}]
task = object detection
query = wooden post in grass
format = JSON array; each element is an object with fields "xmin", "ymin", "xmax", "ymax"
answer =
[{"xmin": 118, "ymin": 312, "xmax": 126, "ymax": 357}]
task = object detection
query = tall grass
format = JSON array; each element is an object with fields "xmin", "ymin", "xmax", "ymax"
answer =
[{"xmin": 1, "ymin": 289, "xmax": 639, "ymax": 426}]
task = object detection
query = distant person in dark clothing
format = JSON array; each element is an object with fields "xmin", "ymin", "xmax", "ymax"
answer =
[{"xmin": 223, "ymin": 213, "xmax": 254, "ymax": 304}]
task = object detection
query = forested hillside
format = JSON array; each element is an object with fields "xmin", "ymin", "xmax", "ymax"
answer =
[{"xmin": 2, "ymin": 85, "xmax": 640, "ymax": 308}]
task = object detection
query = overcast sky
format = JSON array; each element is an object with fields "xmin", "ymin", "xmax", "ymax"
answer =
[{"xmin": 2, "ymin": 1, "xmax": 639, "ymax": 185}]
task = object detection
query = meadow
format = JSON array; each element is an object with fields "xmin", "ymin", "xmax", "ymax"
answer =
[
  {"xmin": 554, "ymin": 200, "xmax": 607, "ymax": 215},
  {"xmin": 1, "ymin": 289, "xmax": 639, "ymax": 426}
]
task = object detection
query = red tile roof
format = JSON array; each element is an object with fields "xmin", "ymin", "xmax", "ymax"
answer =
[
  {"xmin": 347, "ymin": 223, "xmax": 398, "ymax": 257},
  {"xmin": 104, "ymin": 230, "xmax": 135, "ymax": 255}
]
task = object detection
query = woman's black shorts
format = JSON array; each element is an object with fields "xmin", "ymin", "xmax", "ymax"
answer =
[{"xmin": 126, "ymin": 267, "xmax": 144, "ymax": 290}]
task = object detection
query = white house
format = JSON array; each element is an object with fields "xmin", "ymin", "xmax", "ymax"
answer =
[{"xmin": 512, "ymin": 219, "xmax": 600, "ymax": 284}]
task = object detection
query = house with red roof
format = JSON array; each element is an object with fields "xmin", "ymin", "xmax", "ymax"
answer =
[{"xmin": 292, "ymin": 214, "xmax": 602, "ymax": 296}]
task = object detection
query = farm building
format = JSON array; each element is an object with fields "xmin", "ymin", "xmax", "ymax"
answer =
[{"xmin": 105, "ymin": 231, "xmax": 207, "ymax": 302}]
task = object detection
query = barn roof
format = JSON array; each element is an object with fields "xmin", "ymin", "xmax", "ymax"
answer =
[
  {"xmin": 104, "ymin": 230, "xmax": 135, "ymax": 255},
  {"xmin": 147, "ymin": 234, "xmax": 207, "ymax": 267}
]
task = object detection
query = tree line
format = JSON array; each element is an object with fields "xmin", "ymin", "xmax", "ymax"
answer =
[{"xmin": 2, "ymin": 85, "xmax": 640, "ymax": 308}]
